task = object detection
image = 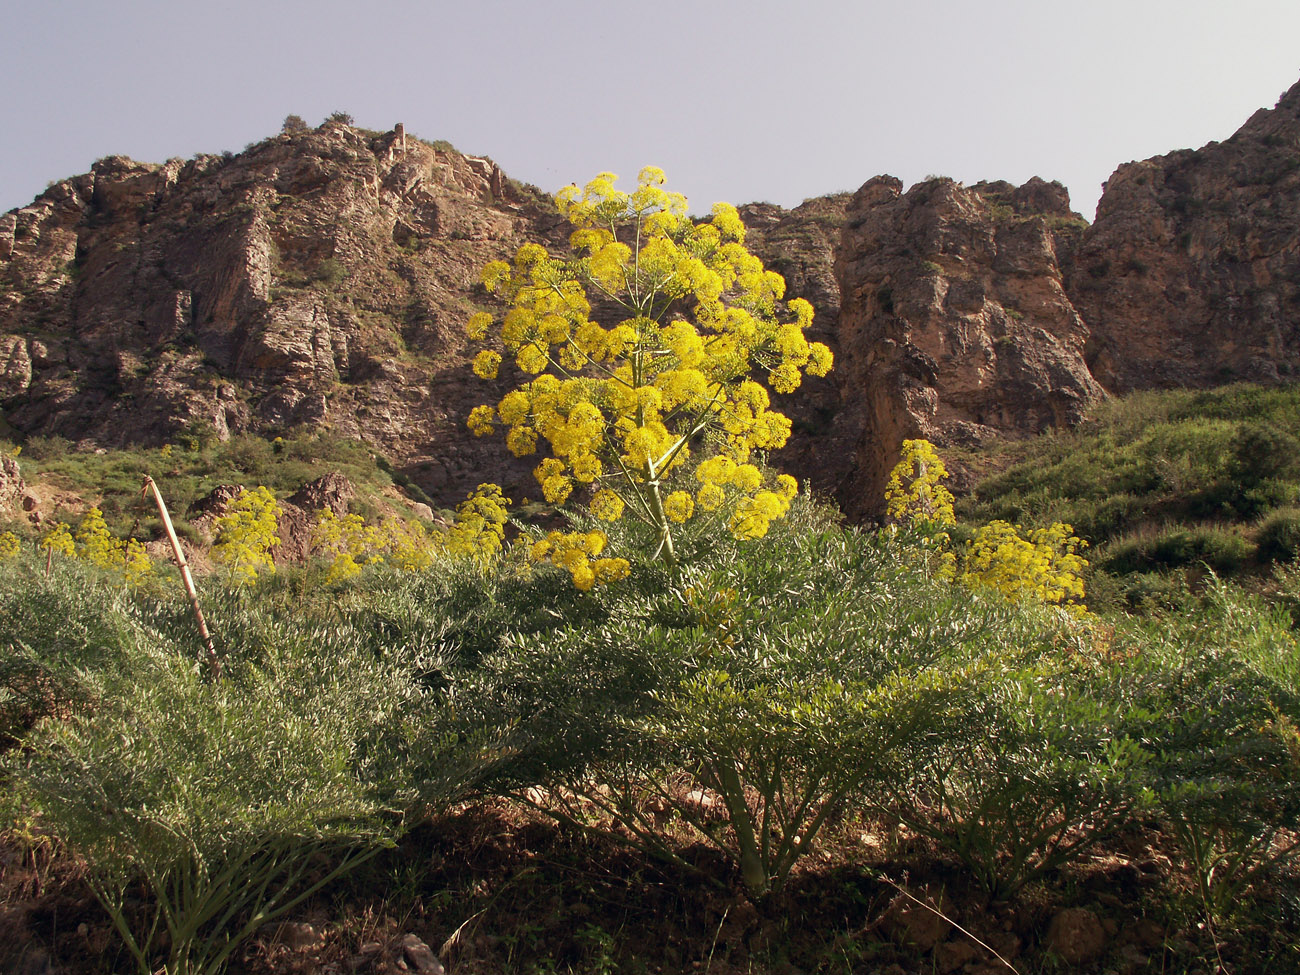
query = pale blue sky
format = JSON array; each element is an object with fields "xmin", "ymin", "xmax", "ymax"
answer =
[{"xmin": 2, "ymin": 0, "xmax": 1298, "ymax": 220}]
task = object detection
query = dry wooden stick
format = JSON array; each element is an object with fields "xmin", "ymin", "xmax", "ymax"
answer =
[{"xmin": 141, "ymin": 475, "xmax": 220, "ymax": 677}]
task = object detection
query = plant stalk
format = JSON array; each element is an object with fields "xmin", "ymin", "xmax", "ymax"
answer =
[{"xmin": 142, "ymin": 475, "xmax": 219, "ymax": 677}]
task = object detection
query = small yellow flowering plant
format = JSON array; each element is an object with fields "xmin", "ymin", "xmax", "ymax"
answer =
[
  {"xmin": 72, "ymin": 507, "xmax": 155, "ymax": 585},
  {"xmin": 466, "ymin": 168, "xmax": 832, "ymax": 569},
  {"xmin": 212, "ymin": 487, "xmax": 281, "ymax": 585},
  {"xmin": 885, "ymin": 439, "xmax": 956, "ymax": 529},
  {"xmin": 309, "ymin": 485, "xmax": 514, "ymax": 583},
  {"xmin": 884, "ymin": 439, "xmax": 1088, "ymax": 613}
]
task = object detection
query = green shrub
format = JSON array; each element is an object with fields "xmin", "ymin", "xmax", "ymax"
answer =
[
  {"xmin": 1116, "ymin": 583, "xmax": 1300, "ymax": 918},
  {"xmin": 0, "ymin": 552, "xmax": 145, "ymax": 745},
  {"xmin": 952, "ymin": 383, "xmax": 1300, "ymax": 583},
  {"xmin": 1258, "ymin": 507, "xmax": 1300, "ymax": 562},
  {"xmin": 1103, "ymin": 524, "xmax": 1254, "ymax": 575},
  {"xmin": 20, "ymin": 435, "xmax": 72, "ymax": 461},
  {"xmin": 882, "ymin": 641, "xmax": 1151, "ymax": 898},
  {"xmin": 445, "ymin": 504, "xmax": 1118, "ymax": 899},
  {"xmin": 2, "ymin": 564, "xmax": 459, "ymax": 975}
]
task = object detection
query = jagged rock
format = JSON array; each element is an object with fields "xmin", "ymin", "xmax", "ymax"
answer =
[
  {"xmin": 835, "ymin": 175, "xmax": 1102, "ymax": 516},
  {"xmin": 188, "ymin": 484, "xmax": 242, "ymax": 520},
  {"xmin": 1068, "ymin": 78, "xmax": 1300, "ymax": 391},
  {"xmin": 274, "ymin": 499, "xmax": 313, "ymax": 563},
  {"xmin": 1, "ymin": 454, "xmax": 25, "ymax": 515},
  {"xmin": 1, "ymin": 335, "xmax": 32, "ymax": 398},
  {"xmin": 741, "ymin": 194, "xmax": 856, "ymax": 499},
  {"xmin": 0, "ymin": 124, "xmax": 549, "ymax": 506},
  {"xmin": 288, "ymin": 471, "xmax": 355, "ymax": 516},
  {"xmin": 4, "ymin": 83, "xmax": 1300, "ymax": 520},
  {"xmin": 935, "ymin": 940, "xmax": 979, "ymax": 973}
]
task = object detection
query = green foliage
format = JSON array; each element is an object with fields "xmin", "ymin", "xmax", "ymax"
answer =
[
  {"xmin": 1258, "ymin": 507, "xmax": 1300, "ymax": 562},
  {"xmin": 443, "ymin": 500, "xmax": 1115, "ymax": 899},
  {"xmin": 1103, "ymin": 523, "xmax": 1254, "ymax": 575},
  {"xmin": 953, "ymin": 383, "xmax": 1300, "ymax": 583},
  {"xmin": 7, "ymin": 448, "xmax": 1300, "ymax": 959},
  {"xmin": 1114, "ymin": 582, "xmax": 1300, "ymax": 918},
  {"xmin": 0, "ymin": 561, "xmax": 456, "ymax": 975},
  {"xmin": 211, "ymin": 486, "xmax": 281, "ymax": 584},
  {"xmin": 12, "ymin": 431, "xmax": 400, "ymax": 539},
  {"xmin": 0, "ymin": 550, "xmax": 146, "ymax": 745},
  {"xmin": 883, "ymin": 649, "xmax": 1149, "ymax": 897}
]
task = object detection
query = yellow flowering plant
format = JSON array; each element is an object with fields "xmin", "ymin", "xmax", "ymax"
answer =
[
  {"xmin": 311, "ymin": 510, "xmax": 389, "ymax": 584},
  {"xmin": 884, "ymin": 439, "xmax": 1088, "ymax": 612},
  {"xmin": 70, "ymin": 507, "xmax": 155, "ymax": 585},
  {"xmin": 41, "ymin": 522, "xmax": 76, "ymax": 558},
  {"xmin": 961, "ymin": 520, "xmax": 1089, "ymax": 613},
  {"xmin": 212, "ymin": 487, "xmax": 282, "ymax": 585},
  {"xmin": 466, "ymin": 168, "xmax": 831, "ymax": 569},
  {"xmin": 885, "ymin": 439, "xmax": 956, "ymax": 529}
]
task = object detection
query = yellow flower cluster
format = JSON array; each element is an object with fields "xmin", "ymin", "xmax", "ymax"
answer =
[
  {"xmin": 385, "ymin": 517, "xmax": 439, "ymax": 572},
  {"xmin": 529, "ymin": 529, "xmax": 631, "ymax": 591},
  {"xmin": 691, "ymin": 458, "xmax": 798, "ymax": 537},
  {"xmin": 960, "ymin": 520, "xmax": 1089, "ymax": 613},
  {"xmin": 212, "ymin": 487, "xmax": 282, "ymax": 586},
  {"xmin": 312, "ymin": 511, "xmax": 441, "ymax": 582},
  {"xmin": 466, "ymin": 168, "xmax": 833, "ymax": 564},
  {"xmin": 884, "ymin": 439, "xmax": 956, "ymax": 528},
  {"xmin": 311, "ymin": 487, "xmax": 512, "ymax": 579},
  {"xmin": 311, "ymin": 510, "xmax": 390, "ymax": 583},
  {"xmin": 41, "ymin": 523, "xmax": 75, "ymax": 557},
  {"xmin": 445, "ymin": 483, "xmax": 511, "ymax": 564},
  {"xmin": 728, "ymin": 474, "xmax": 799, "ymax": 540},
  {"xmin": 69, "ymin": 507, "xmax": 155, "ymax": 585},
  {"xmin": 0, "ymin": 531, "xmax": 19, "ymax": 560}
]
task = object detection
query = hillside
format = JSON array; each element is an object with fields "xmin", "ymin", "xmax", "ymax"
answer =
[
  {"xmin": 2, "ymin": 80, "xmax": 1300, "ymax": 520},
  {"xmin": 949, "ymin": 383, "xmax": 1300, "ymax": 609}
]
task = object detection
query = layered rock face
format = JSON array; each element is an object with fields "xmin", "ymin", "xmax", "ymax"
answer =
[
  {"xmin": 833, "ymin": 175, "xmax": 1102, "ymax": 515},
  {"xmin": 739, "ymin": 195, "xmax": 854, "ymax": 494},
  {"xmin": 0, "ymin": 454, "xmax": 23, "ymax": 517},
  {"xmin": 4, "ymin": 79, "xmax": 1300, "ymax": 519},
  {"xmin": 1067, "ymin": 78, "xmax": 1300, "ymax": 391},
  {"xmin": 0, "ymin": 123, "xmax": 553, "ymax": 502}
]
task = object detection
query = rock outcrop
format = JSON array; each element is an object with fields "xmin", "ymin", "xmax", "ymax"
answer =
[
  {"xmin": 0, "ymin": 454, "xmax": 23, "ymax": 517},
  {"xmin": 4, "ymin": 79, "xmax": 1300, "ymax": 520},
  {"xmin": 0, "ymin": 122, "xmax": 552, "ymax": 504},
  {"xmin": 1065, "ymin": 78, "xmax": 1300, "ymax": 391},
  {"xmin": 834, "ymin": 175, "xmax": 1102, "ymax": 515},
  {"xmin": 740, "ymin": 194, "xmax": 855, "ymax": 494},
  {"xmin": 189, "ymin": 472, "xmax": 359, "ymax": 564}
]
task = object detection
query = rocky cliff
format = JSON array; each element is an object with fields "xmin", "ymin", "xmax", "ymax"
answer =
[
  {"xmin": 833, "ymin": 175, "xmax": 1103, "ymax": 515},
  {"xmin": 1067, "ymin": 79, "xmax": 1300, "ymax": 392},
  {"xmin": 0, "ymin": 121, "xmax": 558, "ymax": 502},
  {"xmin": 3, "ymin": 79, "xmax": 1299, "ymax": 518}
]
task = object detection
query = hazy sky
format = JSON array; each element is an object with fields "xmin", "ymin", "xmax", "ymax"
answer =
[{"xmin": 2, "ymin": 0, "xmax": 1298, "ymax": 221}]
